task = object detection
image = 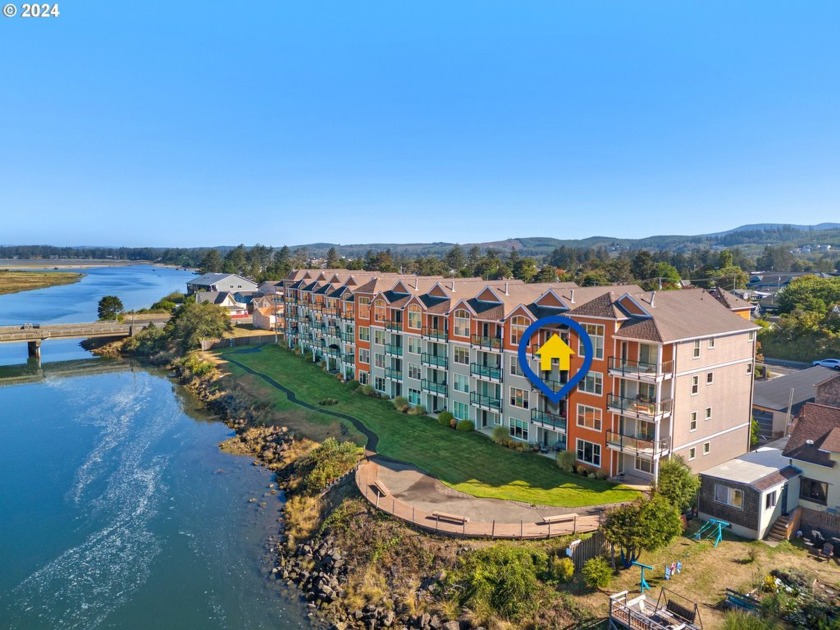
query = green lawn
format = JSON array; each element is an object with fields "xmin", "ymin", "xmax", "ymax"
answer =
[{"xmin": 219, "ymin": 345, "xmax": 641, "ymax": 508}]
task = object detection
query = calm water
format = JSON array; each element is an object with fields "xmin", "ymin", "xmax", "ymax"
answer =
[{"xmin": 0, "ymin": 266, "xmax": 312, "ymax": 629}]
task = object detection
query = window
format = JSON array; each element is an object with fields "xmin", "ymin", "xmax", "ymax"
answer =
[
  {"xmin": 453, "ymin": 401, "xmax": 470, "ymax": 421},
  {"xmin": 747, "ymin": 362, "xmax": 753, "ymax": 374},
  {"xmin": 576, "ymin": 439, "xmax": 601, "ymax": 467},
  {"xmin": 374, "ymin": 376, "xmax": 386, "ymax": 393},
  {"xmin": 510, "ymin": 387, "xmax": 530, "ymax": 409},
  {"xmin": 693, "ymin": 340, "xmax": 701, "ymax": 358},
  {"xmin": 705, "ymin": 407, "xmax": 712, "ymax": 420},
  {"xmin": 703, "ymin": 442, "xmax": 710, "ymax": 455},
  {"xmin": 800, "ymin": 478, "xmax": 828, "ymax": 505},
  {"xmin": 373, "ymin": 353, "xmax": 385, "ymax": 368},
  {"xmin": 358, "ymin": 326, "xmax": 370, "ymax": 342},
  {"xmin": 690, "ymin": 412, "xmax": 697, "ymax": 432},
  {"xmin": 373, "ymin": 329, "xmax": 386, "ymax": 345},
  {"xmin": 454, "ymin": 373, "xmax": 470, "ymax": 393},
  {"xmin": 407, "ymin": 337, "xmax": 421, "ymax": 354},
  {"xmin": 688, "ymin": 447, "xmax": 696, "ymax": 460},
  {"xmin": 714, "ymin": 484, "xmax": 744, "ymax": 509},
  {"xmin": 765, "ymin": 491, "xmax": 777, "ymax": 510},
  {"xmin": 635, "ymin": 456, "xmax": 653, "ymax": 474},
  {"xmin": 748, "ymin": 331, "xmax": 755, "ymax": 341},
  {"xmin": 357, "ymin": 296, "xmax": 370, "ymax": 319},
  {"xmin": 509, "ymin": 418, "xmax": 529, "ymax": 441},
  {"xmin": 706, "ymin": 372, "xmax": 714, "ymax": 385},
  {"xmin": 373, "ymin": 300, "xmax": 386, "ymax": 323},
  {"xmin": 578, "ymin": 371, "xmax": 603, "ymax": 396},
  {"xmin": 453, "ymin": 346, "xmax": 469, "ymax": 365},
  {"xmin": 408, "ymin": 388, "xmax": 421, "ymax": 405},
  {"xmin": 454, "ymin": 309, "xmax": 470, "ymax": 337},
  {"xmin": 576, "ymin": 404, "xmax": 602, "ymax": 431},
  {"xmin": 691, "ymin": 376, "xmax": 699, "ymax": 395},
  {"xmin": 510, "ymin": 315, "xmax": 530, "ymax": 345},
  {"xmin": 359, "ymin": 348, "xmax": 370, "ymax": 364},
  {"xmin": 408, "ymin": 364, "xmax": 421, "ymax": 380},
  {"xmin": 708, "ymin": 337, "xmax": 716, "ymax": 349},
  {"xmin": 358, "ymin": 370, "xmax": 369, "ymax": 385},
  {"xmin": 579, "ymin": 324, "xmax": 604, "ymax": 360},
  {"xmin": 510, "ymin": 360, "xmax": 524, "ymax": 377},
  {"xmin": 407, "ymin": 305, "xmax": 422, "ymax": 330}
]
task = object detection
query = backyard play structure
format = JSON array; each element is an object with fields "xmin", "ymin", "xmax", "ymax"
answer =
[{"xmin": 693, "ymin": 518, "xmax": 730, "ymax": 547}]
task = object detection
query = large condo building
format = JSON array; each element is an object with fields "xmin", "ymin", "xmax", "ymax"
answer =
[{"xmin": 282, "ymin": 269, "xmax": 758, "ymax": 482}]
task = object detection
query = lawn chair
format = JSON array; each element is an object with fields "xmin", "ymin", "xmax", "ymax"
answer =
[{"xmin": 820, "ymin": 542, "xmax": 834, "ymax": 562}]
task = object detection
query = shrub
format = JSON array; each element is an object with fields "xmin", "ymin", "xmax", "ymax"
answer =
[
  {"xmin": 722, "ymin": 611, "xmax": 779, "ymax": 630},
  {"xmin": 450, "ymin": 418, "xmax": 457, "ymax": 429},
  {"xmin": 438, "ymin": 411, "xmax": 454, "ymax": 428},
  {"xmin": 318, "ymin": 398, "xmax": 339, "ymax": 406},
  {"xmin": 550, "ymin": 556, "xmax": 575, "ymax": 583},
  {"xmin": 406, "ymin": 405, "xmax": 426, "ymax": 416},
  {"xmin": 556, "ymin": 450, "xmax": 575, "ymax": 472},
  {"xmin": 393, "ymin": 396, "xmax": 409, "ymax": 412},
  {"xmin": 359, "ymin": 384, "xmax": 374, "ymax": 396},
  {"xmin": 346, "ymin": 379, "xmax": 361, "ymax": 391},
  {"xmin": 492, "ymin": 426, "xmax": 508, "ymax": 444},
  {"xmin": 298, "ymin": 437, "xmax": 363, "ymax": 493},
  {"xmin": 575, "ymin": 465, "xmax": 590, "ymax": 476},
  {"xmin": 455, "ymin": 420, "xmax": 475, "ymax": 432},
  {"xmin": 582, "ymin": 557, "xmax": 612, "ymax": 589}
]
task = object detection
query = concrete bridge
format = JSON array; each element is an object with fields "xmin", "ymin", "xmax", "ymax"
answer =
[{"xmin": 0, "ymin": 322, "xmax": 140, "ymax": 362}]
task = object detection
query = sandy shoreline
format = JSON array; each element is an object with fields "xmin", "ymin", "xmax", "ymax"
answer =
[{"xmin": 0, "ymin": 260, "xmax": 194, "ymax": 271}]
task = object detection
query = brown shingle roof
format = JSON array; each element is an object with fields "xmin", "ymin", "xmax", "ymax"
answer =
[{"xmin": 783, "ymin": 403, "xmax": 840, "ymax": 467}]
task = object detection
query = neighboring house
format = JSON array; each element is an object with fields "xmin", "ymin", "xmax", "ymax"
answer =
[
  {"xmin": 186, "ymin": 273, "xmax": 258, "ymax": 295},
  {"xmin": 282, "ymin": 269, "xmax": 758, "ymax": 482},
  {"xmin": 698, "ymin": 439, "xmax": 799, "ymax": 540},
  {"xmin": 258, "ymin": 280, "xmax": 284, "ymax": 295},
  {"xmin": 252, "ymin": 306, "xmax": 277, "ymax": 331},
  {"xmin": 194, "ymin": 291, "xmax": 250, "ymax": 321},
  {"xmin": 752, "ymin": 367, "xmax": 837, "ymax": 440},
  {"xmin": 707, "ymin": 287, "xmax": 756, "ymax": 320},
  {"xmin": 782, "ymin": 403, "xmax": 840, "ymax": 514},
  {"xmin": 816, "ymin": 373, "xmax": 840, "ymax": 408}
]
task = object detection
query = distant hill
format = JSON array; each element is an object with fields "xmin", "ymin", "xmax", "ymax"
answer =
[{"xmin": 292, "ymin": 223, "xmax": 840, "ymax": 258}]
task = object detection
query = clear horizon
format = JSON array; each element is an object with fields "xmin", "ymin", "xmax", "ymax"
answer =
[{"xmin": 2, "ymin": 1, "xmax": 838, "ymax": 248}]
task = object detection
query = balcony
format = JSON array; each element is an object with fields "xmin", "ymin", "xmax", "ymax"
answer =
[
  {"xmin": 421, "ymin": 353, "xmax": 448, "ymax": 368},
  {"xmin": 385, "ymin": 344, "xmax": 403, "ymax": 356},
  {"xmin": 470, "ymin": 391, "xmax": 502, "ymax": 410},
  {"xmin": 470, "ymin": 363, "xmax": 502, "ymax": 381},
  {"xmin": 421, "ymin": 327, "xmax": 447, "ymax": 341},
  {"xmin": 471, "ymin": 335, "xmax": 503, "ymax": 350},
  {"xmin": 606, "ymin": 430, "xmax": 670, "ymax": 456},
  {"xmin": 343, "ymin": 352, "xmax": 355, "ymax": 363},
  {"xmin": 421, "ymin": 379, "xmax": 448, "ymax": 395},
  {"xmin": 608, "ymin": 357, "xmax": 674, "ymax": 381},
  {"xmin": 385, "ymin": 368, "xmax": 402, "ymax": 380},
  {"xmin": 326, "ymin": 348, "xmax": 341, "ymax": 358},
  {"xmin": 386, "ymin": 321, "xmax": 403, "ymax": 332},
  {"xmin": 531, "ymin": 409, "xmax": 567, "ymax": 432},
  {"xmin": 339, "ymin": 331, "xmax": 355, "ymax": 342},
  {"xmin": 607, "ymin": 394, "xmax": 672, "ymax": 419},
  {"xmin": 327, "ymin": 326, "xmax": 339, "ymax": 337}
]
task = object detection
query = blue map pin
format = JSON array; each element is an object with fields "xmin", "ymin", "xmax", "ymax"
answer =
[{"xmin": 516, "ymin": 315, "xmax": 593, "ymax": 405}]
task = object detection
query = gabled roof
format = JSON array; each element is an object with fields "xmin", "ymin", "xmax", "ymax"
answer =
[
  {"xmin": 783, "ymin": 403, "xmax": 840, "ymax": 467},
  {"xmin": 753, "ymin": 366, "xmax": 836, "ymax": 411},
  {"xmin": 189, "ymin": 272, "xmax": 256, "ymax": 287},
  {"xmin": 708, "ymin": 287, "xmax": 754, "ymax": 312}
]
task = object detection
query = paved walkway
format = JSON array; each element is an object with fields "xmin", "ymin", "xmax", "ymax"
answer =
[{"xmin": 356, "ymin": 458, "xmax": 602, "ymax": 539}]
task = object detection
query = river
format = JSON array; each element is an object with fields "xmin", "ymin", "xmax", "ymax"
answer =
[{"xmin": 0, "ymin": 265, "xmax": 313, "ymax": 629}]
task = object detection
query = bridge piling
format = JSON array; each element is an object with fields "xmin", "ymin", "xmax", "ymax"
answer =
[{"xmin": 27, "ymin": 340, "xmax": 41, "ymax": 363}]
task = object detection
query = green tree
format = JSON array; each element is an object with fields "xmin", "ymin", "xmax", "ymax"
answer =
[
  {"xmin": 223, "ymin": 244, "xmax": 248, "ymax": 275},
  {"xmin": 751, "ymin": 418, "xmax": 760, "ymax": 448},
  {"xmin": 655, "ymin": 456, "xmax": 700, "ymax": 513},
  {"xmin": 444, "ymin": 244, "xmax": 467, "ymax": 273},
  {"xmin": 97, "ymin": 295, "xmax": 124, "ymax": 321},
  {"xmin": 776, "ymin": 276, "xmax": 840, "ymax": 315},
  {"xmin": 326, "ymin": 247, "xmax": 340, "ymax": 268},
  {"xmin": 198, "ymin": 249, "xmax": 223, "ymax": 273},
  {"xmin": 163, "ymin": 301, "xmax": 232, "ymax": 353},
  {"xmin": 602, "ymin": 495, "xmax": 682, "ymax": 567}
]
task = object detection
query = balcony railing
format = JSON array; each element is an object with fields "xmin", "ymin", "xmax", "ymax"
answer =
[
  {"xmin": 326, "ymin": 348, "xmax": 341, "ymax": 358},
  {"xmin": 385, "ymin": 344, "xmax": 403, "ymax": 356},
  {"xmin": 471, "ymin": 335, "xmax": 503, "ymax": 350},
  {"xmin": 327, "ymin": 326, "xmax": 339, "ymax": 337},
  {"xmin": 607, "ymin": 394, "xmax": 673, "ymax": 417},
  {"xmin": 470, "ymin": 363, "xmax": 502, "ymax": 381},
  {"xmin": 470, "ymin": 392, "xmax": 502, "ymax": 410},
  {"xmin": 531, "ymin": 409, "xmax": 567, "ymax": 431},
  {"xmin": 421, "ymin": 379, "xmax": 448, "ymax": 395},
  {"xmin": 606, "ymin": 430, "xmax": 669, "ymax": 455},
  {"xmin": 339, "ymin": 331, "xmax": 355, "ymax": 342},
  {"xmin": 343, "ymin": 352, "xmax": 355, "ymax": 363},
  {"xmin": 386, "ymin": 321, "xmax": 403, "ymax": 332},
  {"xmin": 421, "ymin": 327, "xmax": 447, "ymax": 341},
  {"xmin": 385, "ymin": 368, "xmax": 402, "ymax": 380},
  {"xmin": 421, "ymin": 353, "xmax": 448, "ymax": 368},
  {"xmin": 608, "ymin": 356, "xmax": 674, "ymax": 379}
]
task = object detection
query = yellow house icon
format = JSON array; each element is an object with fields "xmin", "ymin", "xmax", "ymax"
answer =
[{"xmin": 537, "ymin": 333, "xmax": 575, "ymax": 371}]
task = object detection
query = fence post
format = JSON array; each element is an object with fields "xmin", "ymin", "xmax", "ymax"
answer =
[
  {"xmin": 573, "ymin": 514, "xmax": 577, "ymax": 534},
  {"xmin": 412, "ymin": 507, "xmax": 415, "ymax": 523},
  {"xmin": 520, "ymin": 521, "xmax": 523, "ymax": 539},
  {"xmin": 392, "ymin": 497, "xmax": 395, "ymax": 514},
  {"xmin": 548, "ymin": 521, "xmax": 552, "ymax": 538},
  {"xmin": 462, "ymin": 520, "xmax": 466, "ymax": 535},
  {"xmin": 492, "ymin": 520, "xmax": 496, "ymax": 537}
]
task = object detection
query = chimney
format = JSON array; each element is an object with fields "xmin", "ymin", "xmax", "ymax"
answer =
[
  {"xmin": 450, "ymin": 281, "xmax": 455, "ymax": 292},
  {"xmin": 650, "ymin": 291, "xmax": 656, "ymax": 307},
  {"xmin": 504, "ymin": 282, "xmax": 509, "ymax": 295},
  {"xmin": 570, "ymin": 289, "xmax": 575, "ymax": 304},
  {"xmin": 414, "ymin": 278, "xmax": 418, "ymax": 290}
]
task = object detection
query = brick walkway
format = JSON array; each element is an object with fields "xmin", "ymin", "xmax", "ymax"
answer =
[{"xmin": 356, "ymin": 458, "xmax": 602, "ymax": 539}]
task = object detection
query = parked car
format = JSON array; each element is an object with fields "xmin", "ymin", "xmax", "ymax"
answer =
[{"xmin": 812, "ymin": 358, "xmax": 840, "ymax": 370}]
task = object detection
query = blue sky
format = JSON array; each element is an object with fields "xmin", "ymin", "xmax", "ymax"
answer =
[{"xmin": 1, "ymin": 1, "xmax": 838, "ymax": 248}]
